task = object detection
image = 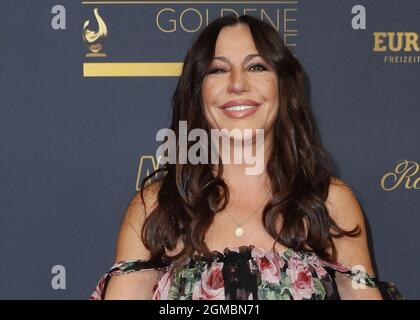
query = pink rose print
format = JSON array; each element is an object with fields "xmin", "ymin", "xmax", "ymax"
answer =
[
  {"xmin": 152, "ymin": 270, "xmax": 173, "ymax": 300},
  {"xmin": 303, "ymin": 253, "xmax": 328, "ymax": 278},
  {"xmin": 286, "ymin": 257, "xmax": 315, "ymax": 299},
  {"xmin": 258, "ymin": 256, "xmax": 283, "ymax": 284},
  {"xmin": 192, "ymin": 262, "xmax": 225, "ymax": 300},
  {"xmin": 251, "ymin": 247, "xmax": 285, "ymax": 284}
]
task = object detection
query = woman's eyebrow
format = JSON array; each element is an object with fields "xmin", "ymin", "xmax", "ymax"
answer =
[{"xmin": 212, "ymin": 53, "xmax": 261, "ymax": 64}]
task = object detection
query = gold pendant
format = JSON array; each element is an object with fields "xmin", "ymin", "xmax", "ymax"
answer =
[{"xmin": 234, "ymin": 226, "xmax": 244, "ymax": 237}]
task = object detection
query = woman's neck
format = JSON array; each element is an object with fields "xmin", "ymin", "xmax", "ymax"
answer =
[{"xmin": 214, "ymin": 132, "xmax": 273, "ymax": 194}]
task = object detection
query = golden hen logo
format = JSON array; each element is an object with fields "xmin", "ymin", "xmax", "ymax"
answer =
[{"xmin": 82, "ymin": 8, "xmax": 108, "ymax": 57}]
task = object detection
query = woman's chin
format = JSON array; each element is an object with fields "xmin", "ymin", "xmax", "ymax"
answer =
[{"xmin": 217, "ymin": 125, "xmax": 265, "ymax": 145}]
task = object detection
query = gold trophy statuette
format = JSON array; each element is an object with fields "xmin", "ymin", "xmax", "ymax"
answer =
[{"xmin": 83, "ymin": 8, "xmax": 108, "ymax": 57}]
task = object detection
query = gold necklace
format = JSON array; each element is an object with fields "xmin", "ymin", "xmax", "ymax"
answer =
[{"xmin": 224, "ymin": 189, "xmax": 271, "ymax": 237}]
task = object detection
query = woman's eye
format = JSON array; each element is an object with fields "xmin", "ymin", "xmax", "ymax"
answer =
[
  {"xmin": 208, "ymin": 63, "xmax": 268, "ymax": 74},
  {"xmin": 248, "ymin": 63, "xmax": 268, "ymax": 72},
  {"xmin": 208, "ymin": 67, "xmax": 226, "ymax": 74}
]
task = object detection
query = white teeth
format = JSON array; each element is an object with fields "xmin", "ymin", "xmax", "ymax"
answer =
[{"xmin": 224, "ymin": 105, "xmax": 257, "ymax": 111}]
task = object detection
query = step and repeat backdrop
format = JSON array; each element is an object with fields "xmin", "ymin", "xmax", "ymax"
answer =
[{"xmin": 0, "ymin": 0, "xmax": 418, "ymax": 299}]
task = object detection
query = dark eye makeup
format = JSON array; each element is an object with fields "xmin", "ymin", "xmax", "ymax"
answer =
[{"xmin": 207, "ymin": 63, "xmax": 268, "ymax": 74}]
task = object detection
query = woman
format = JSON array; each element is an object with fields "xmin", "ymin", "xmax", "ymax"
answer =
[{"xmin": 90, "ymin": 15, "xmax": 383, "ymax": 300}]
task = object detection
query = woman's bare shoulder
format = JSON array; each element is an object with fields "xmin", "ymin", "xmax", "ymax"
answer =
[
  {"xmin": 325, "ymin": 176, "xmax": 363, "ymax": 226},
  {"xmin": 125, "ymin": 181, "xmax": 162, "ymax": 221},
  {"xmin": 325, "ymin": 176, "xmax": 382, "ymax": 299},
  {"xmin": 104, "ymin": 180, "xmax": 163, "ymax": 300},
  {"xmin": 115, "ymin": 180, "xmax": 162, "ymax": 262}
]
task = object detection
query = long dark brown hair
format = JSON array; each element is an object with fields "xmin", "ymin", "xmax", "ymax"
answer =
[{"xmin": 140, "ymin": 15, "xmax": 360, "ymax": 267}]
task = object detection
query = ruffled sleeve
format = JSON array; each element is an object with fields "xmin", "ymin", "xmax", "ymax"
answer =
[
  {"xmin": 89, "ymin": 259, "xmax": 169, "ymax": 300},
  {"xmin": 319, "ymin": 259, "xmax": 405, "ymax": 299},
  {"xmin": 320, "ymin": 259, "xmax": 378, "ymax": 288}
]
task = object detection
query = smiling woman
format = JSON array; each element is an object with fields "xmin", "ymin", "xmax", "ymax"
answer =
[
  {"xmin": 90, "ymin": 14, "xmax": 401, "ymax": 300},
  {"xmin": 202, "ymin": 25, "xmax": 279, "ymax": 134}
]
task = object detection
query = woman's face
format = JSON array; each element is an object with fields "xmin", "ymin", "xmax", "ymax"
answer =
[{"xmin": 202, "ymin": 23, "xmax": 279, "ymax": 139}]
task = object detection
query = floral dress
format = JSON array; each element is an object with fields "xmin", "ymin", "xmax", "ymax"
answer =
[{"xmin": 89, "ymin": 245, "xmax": 378, "ymax": 300}]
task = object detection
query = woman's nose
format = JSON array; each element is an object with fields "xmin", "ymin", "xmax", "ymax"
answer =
[{"xmin": 227, "ymin": 69, "xmax": 250, "ymax": 94}]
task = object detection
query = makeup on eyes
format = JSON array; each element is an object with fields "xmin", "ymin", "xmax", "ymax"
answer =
[{"xmin": 208, "ymin": 62, "xmax": 269, "ymax": 74}]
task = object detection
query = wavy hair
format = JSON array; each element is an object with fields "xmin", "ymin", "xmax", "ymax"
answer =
[{"xmin": 139, "ymin": 15, "xmax": 360, "ymax": 267}]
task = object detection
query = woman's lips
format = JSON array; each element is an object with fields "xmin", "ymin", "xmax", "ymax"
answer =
[
  {"xmin": 219, "ymin": 99, "xmax": 262, "ymax": 119},
  {"xmin": 222, "ymin": 106, "xmax": 259, "ymax": 119}
]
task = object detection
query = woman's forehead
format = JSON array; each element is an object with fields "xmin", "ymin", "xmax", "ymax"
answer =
[{"xmin": 214, "ymin": 24, "xmax": 257, "ymax": 54}]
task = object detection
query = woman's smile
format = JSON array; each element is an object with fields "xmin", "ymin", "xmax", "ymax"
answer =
[
  {"xmin": 219, "ymin": 99, "xmax": 262, "ymax": 119},
  {"xmin": 202, "ymin": 23, "xmax": 279, "ymax": 135}
]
